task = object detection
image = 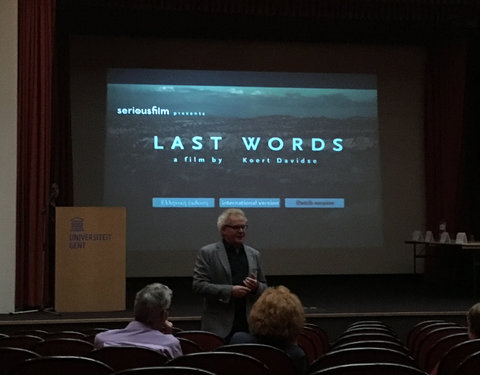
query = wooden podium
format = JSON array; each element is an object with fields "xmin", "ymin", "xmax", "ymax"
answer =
[{"xmin": 55, "ymin": 207, "xmax": 126, "ymax": 312}]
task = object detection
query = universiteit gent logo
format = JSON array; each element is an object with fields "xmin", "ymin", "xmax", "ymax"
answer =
[
  {"xmin": 68, "ymin": 217, "xmax": 113, "ymax": 249},
  {"xmin": 71, "ymin": 217, "xmax": 85, "ymax": 232}
]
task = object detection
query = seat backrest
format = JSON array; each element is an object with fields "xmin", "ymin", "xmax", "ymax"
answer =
[
  {"xmin": 347, "ymin": 320, "xmax": 389, "ymax": 328},
  {"xmin": 310, "ymin": 362, "xmax": 428, "ymax": 375},
  {"xmin": 167, "ymin": 351, "xmax": 270, "ymax": 375},
  {"xmin": 407, "ymin": 320, "xmax": 445, "ymax": 351},
  {"xmin": 302, "ymin": 326, "xmax": 328, "ymax": 358},
  {"xmin": 332, "ymin": 340, "xmax": 410, "ymax": 355},
  {"xmin": 332, "ymin": 332, "xmax": 401, "ymax": 349},
  {"xmin": 12, "ymin": 329, "xmax": 49, "ymax": 338},
  {"xmin": 174, "ymin": 330, "xmax": 225, "ymax": 351},
  {"xmin": 87, "ymin": 346, "xmax": 169, "ymax": 371},
  {"xmin": 297, "ymin": 331, "xmax": 317, "ymax": 364},
  {"xmin": 0, "ymin": 335, "xmax": 44, "ymax": 349},
  {"xmin": 415, "ymin": 326, "xmax": 467, "ymax": 367},
  {"xmin": 178, "ymin": 337, "xmax": 203, "ymax": 354},
  {"xmin": 0, "ymin": 347, "xmax": 40, "ymax": 375},
  {"xmin": 309, "ymin": 347, "xmax": 416, "ymax": 373},
  {"xmin": 45, "ymin": 330, "xmax": 88, "ymax": 340},
  {"xmin": 410, "ymin": 322, "xmax": 457, "ymax": 357},
  {"xmin": 343, "ymin": 326, "xmax": 398, "ymax": 336},
  {"xmin": 436, "ymin": 339, "xmax": 480, "ymax": 375},
  {"xmin": 7, "ymin": 355, "xmax": 114, "ymax": 375},
  {"xmin": 31, "ymin": 338, "xmax": 94, "ymax": 356},
  {"xmin": 112, "ymin": 366, "xmax": 217, "ymax": 375},
  {"xmin": 218, "ymin": 343, "xmax": 298, "ymax": 375},
  {"xmin": 455, "ymin": 350, "xmax": 480, "ymax": 375},
  {"xmin": 423, "ymin": 332, "xmax": 469, "ymax": 372},
  {"xmin": 304, "ymin": 323, "xmax": 330, "ymax": 351}
]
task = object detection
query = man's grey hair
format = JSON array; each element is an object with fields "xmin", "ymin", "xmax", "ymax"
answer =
[
  {"xmin": 134, "ymin": 283, "xmax": 172, "ymax": 323},
  {"xmin": 217, "ymin": 208, "xmax": 247, "ymax": 231}
]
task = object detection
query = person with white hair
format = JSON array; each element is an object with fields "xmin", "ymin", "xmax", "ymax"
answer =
[{"xmin": 94, "ymin": 283, "xmax": 182, "ymax": 359}]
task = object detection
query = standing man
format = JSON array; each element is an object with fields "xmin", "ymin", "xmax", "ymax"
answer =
[{"xmin": 193, "ymin": 208, "xmax": 267, "ymax": 341}]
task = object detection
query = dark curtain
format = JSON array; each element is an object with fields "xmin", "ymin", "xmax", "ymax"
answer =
[
  {"xmin": 424, "ymin": 40, "xmax": 468, "ymax": 237},
  {"xmin": 16, "ymin": 0, "xmax": 73, "ymax": 309},
  {"xmin": 460, "ymin": 36, "xmax": 480, "ymax": 240},
  {"xmin": 16, "ymin": 0, "xmax": 56, "ymax": 308}
]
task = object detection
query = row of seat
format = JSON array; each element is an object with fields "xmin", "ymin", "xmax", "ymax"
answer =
[
  {"xmin": 406, "ymin": 319, "xmax": 480, "ymax": 375},
  {"xmin": 4, "ymin": 321, "xmax": 479, "ymax": 374},
  {"xmin": 174, "ymin": 324, "xmax": 424, "ymax": 374},
  {"xmin": 0, "ymin": 324, "xmax": 329, "ymax": 359},
  {"xmin": 174, "ymin": 326, "xmax": 328, "ymax": 374},
  {"xmin": 0, "ymin": 328, "xmax": 106, "ymax": 344},
  {"xmin": 307, "ymin": 318, "xmax": 480, "ymax": 375},
  {"xmin": 0, "ymin": 322, "xmax": 425, "ymax": 375},
  {"xmin": 174, "ymin": 325, "xmax": 329, "ymax": 365},
  {"xmin": 0, "ymin": 346, "xmax": 305, "ymax": 375},
  {"xmin": 6, "ymin": 346, "xmax": 468, "ymax": 375},
  {"xmin": 304, "ymin": 320, "xmax": 425, "ymax": 375},
  {"xmin": 0, "ymin": 324, "xmax": 328, "ymax": 375},
  {"xmin": 0, "ymin": 329, "xmax": 314, "ymax": 375},
  {"xmin": 3, "ymin": 354, "xmax": 221, "ymax": 375}
]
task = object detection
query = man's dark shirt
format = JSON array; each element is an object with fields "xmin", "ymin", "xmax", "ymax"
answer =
[{"xmin": 224, "ymin": 240, "xmax": 249, "ymax": 335}]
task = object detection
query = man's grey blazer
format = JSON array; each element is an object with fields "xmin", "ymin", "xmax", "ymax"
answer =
[{"xmin": 192, "ymin": 241, "xmax": 267, "ymax": 338}]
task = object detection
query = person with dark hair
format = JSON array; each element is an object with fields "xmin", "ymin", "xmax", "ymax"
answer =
[
  {"xmin": 193, "ymin": 208, "xmax": 267, "ymax": 341},
  {"xmin": 94, "ymin": 283, "xmax": 182, "ymax": 359},
  {"xmin": 230, "ymin": 285, "xmax": 308, "ymax": 375}
]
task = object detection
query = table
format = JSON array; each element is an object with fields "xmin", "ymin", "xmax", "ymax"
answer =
[{"xmin": 405, "ymin": 240, "xmax": 480, "ymax": 297}]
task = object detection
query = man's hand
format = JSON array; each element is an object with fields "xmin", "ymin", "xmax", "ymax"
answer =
[
  {"xmin": 160, "ymin": 319, "xmax": 173, "ymax": 334},
  {"xmin": 243, "ymin": 275, "xmax": 258, "ymax": 291},
  {"xmin": 231, "ymin": 285, "xmax": 251, "ymax": 298}
]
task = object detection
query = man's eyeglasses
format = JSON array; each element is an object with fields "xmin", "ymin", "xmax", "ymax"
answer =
[{"xmin": 224, "ymin": 224, "xmax": 248, "ymax": 231}]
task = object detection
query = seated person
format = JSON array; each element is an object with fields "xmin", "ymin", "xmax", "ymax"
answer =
[
  {"xmin": 467, "ymin": 302, "xmax": 480, "ymax": 339},
  {"xmin": 230, "ymin": 285, "xmax": 308, "ymax": 375},
  {"xmin": 94, "ymin": 283, "xmax": 182, "ymax": 359}
]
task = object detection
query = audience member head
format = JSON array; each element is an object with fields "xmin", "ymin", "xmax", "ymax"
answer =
[
  {"xmin": 249, "ymin": 285, "xmax": 305, "ymax": 344},
  {"xmin": 467, "ymin": 302, "xmax": 480, "ymax": 339},
  {"xmin": 134, "ymin": 283, "xmax": 172, "ymax": 331},
  {"xmin": 217, "ymin": 208, "xmax": 248, "ymax": 246}
]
